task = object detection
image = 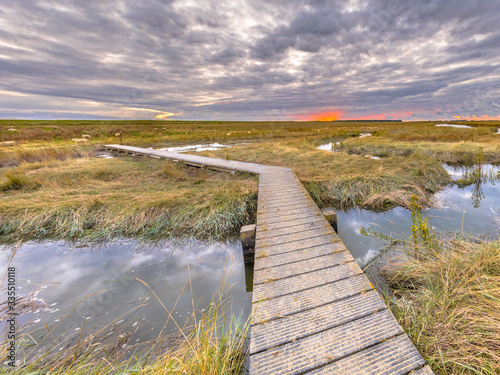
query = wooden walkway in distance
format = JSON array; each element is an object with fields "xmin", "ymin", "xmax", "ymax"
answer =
[{"xmin": 104, "ymin": 144, "xmax": 434, "ymax": 375}]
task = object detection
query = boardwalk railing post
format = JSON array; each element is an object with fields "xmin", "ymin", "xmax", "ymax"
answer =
[
  {"xmin": 240, "ymin": 224, "xmax": 256, "ymax": 263},
  {"xmin": 323, "ymin": 209, "xmax": 338, "ymax": 233}
]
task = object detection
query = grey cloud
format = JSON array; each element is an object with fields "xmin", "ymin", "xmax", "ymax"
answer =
[
  {"xmin": 0, "ymin": 0, "xmax": 499, "ymax": 120},
  {"xmin": 208, "ymin": 47, "xmax": 246, "ymax": 65}
]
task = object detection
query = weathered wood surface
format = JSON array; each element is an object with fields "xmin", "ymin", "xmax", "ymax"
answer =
[{"xmin": 105, "ymin": 144, "xmax": 433, "ymax": 375}]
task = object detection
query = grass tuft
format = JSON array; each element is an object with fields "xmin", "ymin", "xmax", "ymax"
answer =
[
  {"xmin": 371, "ymin": 199, "xmax": 500, "ymax": 374},
  {"xmin": 0, "ymin": 171, "xmax": 41, "ymax": 192},
  {"xmin": 386, "ymin": 237, "xmax": 500, "ymax": 374}
]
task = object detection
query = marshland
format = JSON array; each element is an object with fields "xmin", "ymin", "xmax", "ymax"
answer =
[{"xmin": 1, "ymin": 119, "xmax": 500, "ymax": 374}]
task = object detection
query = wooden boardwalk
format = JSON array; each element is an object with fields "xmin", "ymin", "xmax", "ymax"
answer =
[{"xmin": 105, "ymin": 144, "xmax": 434, "ymax": 375}]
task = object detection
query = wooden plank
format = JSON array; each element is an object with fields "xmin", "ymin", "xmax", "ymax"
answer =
[
  {"xmin": 256, "ymin": 219, "xmax": 332, "ymax": 240},
  {"xmin": 253, "ymin": 250, "xmax": 354, "ymax": 284},
  {"xmin": 249, "ymin": 310, "xmax": 404, "ymax": 375},
  {"xmin": 256, "ymin": 215, "xmax": 326, "ymax": 232},
  {"xmin": 258, "ymin": 199, "xmax": 315, "ymax": 211},
  {"xmin": 257, "ymin": 202, "xmax": 319, "ymax": 217},
  {"xmin": 307, "ymin": 334, "xmax": 427, "ymax": 375},
  {"xmin": 255, "ymin": 233, "xmax": 342, "ymax": 258},
  {"xmin": 254, "ymin": 241, "xmax": 347, "ymax": 270},
  {"xmin": 255, "ymin": 227, "xmax": 337, "ymax": 247},
  {"xmin": 256, "ymin": 211, "xmax": 323, "ymax": 225},
  {"xmin": 252, "ymin": 274, "xmax": 373, "ymax": 324},
  {"xmin": 250, "ymin": 290, "xmax": 386, "ymax": 354},
  {"xmin": 252, "ymin": 261, "xmax": 362, "ymax": 300}
]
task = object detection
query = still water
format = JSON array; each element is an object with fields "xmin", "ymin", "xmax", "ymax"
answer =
[
  {"xmin": 0, "ymin": 164, "xmax": 498, "ymax": 357},
  {"xmin": 0, "ymin": 239, "xmax": 251, "ymax": 358},
  {"xmin": 338, "ymin": 164, "xmax": 499, "ymax": 266}
]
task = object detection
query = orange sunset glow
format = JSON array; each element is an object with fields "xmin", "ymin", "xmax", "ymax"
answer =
[{"xmin": 296, "ymin": 111, "xmax": 344, "ymax": 121}]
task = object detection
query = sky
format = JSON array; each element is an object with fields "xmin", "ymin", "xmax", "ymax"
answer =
[{"xmin": 1, "ymin": 0, "xmax": 500, "ymax": 121}]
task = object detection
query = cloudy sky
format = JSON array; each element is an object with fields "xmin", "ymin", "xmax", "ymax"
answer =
[{"xmin": 1, "ymin": 0, "xmax": 500, "ymax": 121}]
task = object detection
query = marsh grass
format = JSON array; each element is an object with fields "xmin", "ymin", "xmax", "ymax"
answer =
[
  {"xmin": 1, "ymin": 119, "xmax": 499, "ymax": 243},
  {"xmin": 368, "ymin": 198, "xmax": 500, "ymax": 374},
  {"xmin": 0, "ymin": 146, "xmax": 89, "ymax": 168},
  {"xmin": 340, "ymin": 137, "xmax": 500, "ymax": 164},
  {"xmin": 386, "ymin": 237, "xmax": 500, "ymax": 374},
  {"xmin": 0, "ymin": 171, "xmax": 41, "ymax": 192},
  {"xmin": 204, "ymin": 140, "xmax": 450, "ymax": 209},
  {"xmin": 0, "ymin": 157, "xmax": 257, "ymax": 243}
]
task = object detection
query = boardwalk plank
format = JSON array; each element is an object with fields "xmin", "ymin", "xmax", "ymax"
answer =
[
  {"xmin": 254, "ymin": 241, "xmax": 346, "ymax": 270},
  {"xmin": 256, "ymin": 228, "xmax": 337, "ymax": 248},
  {"xmin": 258, "ymin": 199, "xmax": 316, "ymax": 211},
  {"xmin": 255, "ymin": 233, "xmax": 342, "ymax": 257},
  {"xmin": 257, "ymin": 203, "xmax": 319, "ymax": 217},
  {"xmin": 256, "ymin": 215, "xmax": 325, "ymax": 231},
  {"xmin": 253, "ymin": 261, "xmax": 362, "ymax": 300},
  {"xmin": 253, "ymin": 250, "xmax": 353, "ymax": 283},
  {"xmin": 307, "ymin": 334, "xmax": 426, "ymax": 375},
  {"xmin": 256, "ymin": 220, "xmax": 332, "ymax": 240},
  {"xmin": 249, "ymin": 310, "xmax": 404, "ymax": 375},
  {"xmin": 257, "ymin": 211, "xmax": 323, "ymax": 225},
  {"xmin": 250, "ymin": 290, "xmax": 386, "ymax": 354},
  {"xmin": 252, "ymin": 274, "xmax": 373, "ymax": 324}
]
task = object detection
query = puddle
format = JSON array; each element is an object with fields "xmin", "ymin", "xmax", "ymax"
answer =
[
  {"xmin": 435, "ymin": 124, "xmax": 472, "ymax": 128},
  {"xmin": 317, "ymin": 141, "xmax": 380, "ymax": 160},
  {"xmin": 157, "ymin": 143, "xmax": 237, "ymax": 153},
  {"xmin": 316, "ymin": 142, "xmax": 340, "ymax": 151},
  {"xmin": 316, "ymin": 133, "xmax": 372, "ymax": 152}
]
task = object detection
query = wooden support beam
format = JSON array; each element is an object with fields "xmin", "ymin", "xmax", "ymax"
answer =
[
  {"xmin": 323, "ymin": 209, "xmax": 338, "ymax": 233},
  {"xmin": 240, "ymin": 224, "xmax": 256, "ymax": 263}
]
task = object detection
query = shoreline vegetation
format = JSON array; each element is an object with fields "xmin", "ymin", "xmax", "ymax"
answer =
[
  {"xmin": 365, "ymin": 197, "xmax": 500, "ymax": 374},
  {"xmin": 1, "ymin": 119, "xmax": 499, "ymax": 244}
]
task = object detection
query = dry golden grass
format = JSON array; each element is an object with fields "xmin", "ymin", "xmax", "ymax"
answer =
[
  {"xmin": 203, "ymin": 139, "xmax": 450, "ymax": 209},
  {"xmin": 0, "ymin": 156, "xmax": 257, "ymax": 243},
  {"xmin": 386, "ymin": 237, "xmax": 500, "ymax": 374},
  {"xmin": 1, "ymin": 119, "xmax": 498, "ymax": 243}
]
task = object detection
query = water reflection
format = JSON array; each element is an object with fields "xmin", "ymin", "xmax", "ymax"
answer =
[
  {"xmin": 336, "ymin": 164, "xmax": 499, "ymax": 268},
  {"xmin": 451, "ymin": 163, "xmax": 500, "ymax": 208},
  {"xmin": 1, "ymin": 164, "xmax": 498, "ymax": 361},
  {"xmin": 0, "ymin": 239, "xmax": 251, "ymax": 357}
]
